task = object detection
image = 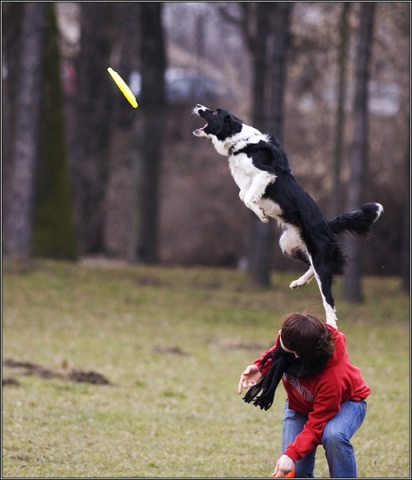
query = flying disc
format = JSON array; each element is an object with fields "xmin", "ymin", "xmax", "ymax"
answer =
[{"xmin": 107, "ymin": 67, "xmax": 138, "ymax": 108}]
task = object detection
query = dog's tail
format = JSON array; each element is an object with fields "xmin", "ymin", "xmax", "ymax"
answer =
[{"xmin": 329, "ymin": 202, "xmax": 384, "ymax": 237}]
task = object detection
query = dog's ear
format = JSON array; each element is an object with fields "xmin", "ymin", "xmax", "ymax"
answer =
[{"xmin": 223, "ymin": 114, "xmax": 242, "ymax": 135}]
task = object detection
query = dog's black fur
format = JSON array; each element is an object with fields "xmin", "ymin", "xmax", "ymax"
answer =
[{"xmin": 193, "ymin": 104, "xmax": 384, "ymax": 327}]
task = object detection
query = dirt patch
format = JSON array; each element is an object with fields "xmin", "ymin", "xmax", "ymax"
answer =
[
  {"xmin": 152, "ymin": 345, "xmax": 188, "ymax": 355},
  {"xmin": 66, "ymin": 370, "xmax": 110, "ymax": 384},
  {"xmin": 3, "ymin": 358, "xmax": 111, "ymax": 385},
  {"xmin": 2, "ymin": 377, "xmax": 20, "ymax": 386}
]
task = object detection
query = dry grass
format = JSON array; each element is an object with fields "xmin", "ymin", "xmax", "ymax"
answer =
[{"xmin": 2, "ymin": 259, "xmax": 410, "ymax": 478}]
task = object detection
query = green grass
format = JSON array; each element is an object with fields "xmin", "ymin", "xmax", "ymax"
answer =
[{"xmin": 2, "ymin": 259, "xmax": 410, "ymax": 478}]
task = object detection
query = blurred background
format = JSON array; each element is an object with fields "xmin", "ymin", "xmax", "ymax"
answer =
[{"xmin": 2, "ymin": 2, "xmax": 410, "ymax": 300}]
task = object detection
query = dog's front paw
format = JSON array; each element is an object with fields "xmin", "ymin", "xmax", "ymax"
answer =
[
  {"xmin": 289, "ymin": 279, "xmax": 307, "ymax": 289},
  {"xmin": 289, "ymin": 280, "xmax": 301, "ymax": 289},
  {"xmin": 250, "ymin": 192, "xmax": 264, "ymax": 203},
  {"xmin": 256, "ymin": 209, "xmax": 269, "ymax": 223},
  {"xmin": 290, "ymin": 270, "xmax": 314, "ymax": 289},
  {"xmin": 249, "ymin": 204, "xmax": 269, "ymax": 223}
]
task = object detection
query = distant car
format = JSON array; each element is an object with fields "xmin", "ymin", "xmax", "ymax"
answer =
[{"xmin": 129, "ymin": 68, "xmax": 232, "ymax": 103}]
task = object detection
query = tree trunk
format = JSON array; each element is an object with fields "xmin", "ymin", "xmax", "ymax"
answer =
[
  {"xmin": 2, "ymin": 3, "xmax": 24, "ymax": 251},
  {"xmin": 71, "ymin": 3, "xmax": 114, "ymax": 255},
  {"xmin": 32, "ymin": 3, "xmax": 77, "ymax": 260},
  {"xmin": 134, "ymin": 3, "xmax": 166, "ymax": 264},
  {"xmin": 250, "ymin": 4, "xmax": 270, "ymax": 130},
  {"xmin": 247, "ymin": 3, "xmax": 272, "ymax": 287},
  {"xmin": 343, "ymin": 3, "xmax": 375, "ymax": 302},
  {"xmin": 401, "ymin": 137, "xmax": 410, "ymax": 293},
  {"xmin": 330, "ymin": 2, "xmax": 350, "ymax": 218},
  {"xmin": 268, "ymin": 3, "xmax": 292, "ymax": 140},
  {"xmin": 103, "ymin": 4, "xmax": 140, "ymax": 261},
  {"xmin": 5, "ymin": 3, "xmax": 46, "ymax": 260},
  {"xmin": 248, "ymin": 3, "xmax": 293, "ymax": 287}
]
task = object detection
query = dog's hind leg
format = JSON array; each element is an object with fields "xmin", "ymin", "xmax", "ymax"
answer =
[
  {"xmin": 310, "ymin": 257, "xmax": 338, "ymax": 328},
  {"xmin": 279, "ymin": 227, "xmax": 314, "ymax": 288},
  {"xmin": 319, "ymin": 295, "xmax": 338, "ymax": 328}
]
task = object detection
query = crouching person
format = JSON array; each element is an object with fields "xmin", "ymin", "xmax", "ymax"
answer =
[{"xmin": 238, "ymin": 312, "xmax": 369, "ymax": 478}]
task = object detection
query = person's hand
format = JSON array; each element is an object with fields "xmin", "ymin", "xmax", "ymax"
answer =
[
  {"xmin": 272, "ymin": 454, "xmax": 295, "ymax": 478},
  {"xmin": 237, "ymin": 364, "xmax": 262, "ymax": 394}
]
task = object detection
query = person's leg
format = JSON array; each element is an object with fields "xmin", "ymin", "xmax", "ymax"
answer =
[
  {"xmin": 322, "ymin": 400, "xmax": 367, "ymax": 478},
  {"xmin": 282, "ymin": 400, "xmax": 316, "ymax": 478}
]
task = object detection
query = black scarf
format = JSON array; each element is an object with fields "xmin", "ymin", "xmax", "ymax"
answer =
[{"xmin": 243, "ymin": 339, "xmax": 331, "ymax": 411}]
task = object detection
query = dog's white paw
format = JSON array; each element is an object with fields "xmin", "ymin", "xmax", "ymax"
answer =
[
  {"xmin": 289, "ymin": 278, "xmax": 309, "ymax": 289},
  {"xmin": 290, "ymin": 270, "xmax": 314, "ymax": 289},
  {"xmin": 250, "ymin": 192, "xmax": 264, "ymax": 203},
  {"xmin": 256, "ymin": 209, "xmax": 269, "ymax": 223},
  {"xmin": 249, "ymin": 204, "xmax": 269, "ymax": 223}
]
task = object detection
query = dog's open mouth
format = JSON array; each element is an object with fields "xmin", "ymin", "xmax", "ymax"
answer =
[
  {"xmin": 192, "ymin": 104, "xmax": 209, "ymax": 136},
  {"xmin": 193, "ymin": 123, "xmax": 207, "ymax": 136}
]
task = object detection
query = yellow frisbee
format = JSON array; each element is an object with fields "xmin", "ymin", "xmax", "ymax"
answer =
[{"xmin": 107, "ymin": 67, "xmax": 138, "ymax": 108}]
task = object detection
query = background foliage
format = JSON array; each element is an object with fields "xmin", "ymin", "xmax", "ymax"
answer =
[{"xmin": 2, "ymin": 2, "xmax": 410, "ymax": 278}]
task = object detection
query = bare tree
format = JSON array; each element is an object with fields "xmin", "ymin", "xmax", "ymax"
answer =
[
  {"xmin": 103, "ymin": 4, "xmax": 140, "ymax": 261},
  {"xmin": 268, "ymin": 3, "xmax": 293, "ymax": 140},
  {"xmin": 401, "ymin": 136, "xmax": 410, "ymax": 293},
  {"xmin": 32, "ymin": 3, "xmax": 77, "ymax": 260},
  {"xmin": 4, "ymin": 3, "xmax": 46, "ymax": 260},
  {"xmin": 219, "ymin": 3, "xmax": 293, "ymax": 286},
  {"xmin": 71, "ymin": 3, "xmax": 114, "ymax": 255},
  {"xmin": 343, "ymin": 3, "xmax": 375, "ymax": 302},
  {"xmin": 2, "ymin": 3, "xmax": 23, "ymax": 242},
  {"xmin": 330, "ymin": 2, "xmax": 351, "ymax": 217},
  {"xmin": 242, "ymin": 3, "xmax": 272, "ymax": 287},
  {"xmin": 248, "ymin": 3, "xmax": 293, "ymax": 287},
  {"xmin": 134, "ymin": 3, "xmax": 166, "ymax": 264}
]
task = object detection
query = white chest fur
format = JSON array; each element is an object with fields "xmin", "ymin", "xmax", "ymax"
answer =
[{"xmin": 228, "ymin": 153, "xmax": 262, "ymax": 191}]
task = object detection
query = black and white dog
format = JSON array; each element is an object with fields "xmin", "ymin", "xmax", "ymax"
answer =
[{"xmin": 192, "ymin": 104, "xmax": 383, "ymax": 327}]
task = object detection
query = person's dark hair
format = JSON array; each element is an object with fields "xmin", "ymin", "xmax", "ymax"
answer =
[{"xmin": 280, "ymin": 312, "xmax": 335, "ymax": 363}]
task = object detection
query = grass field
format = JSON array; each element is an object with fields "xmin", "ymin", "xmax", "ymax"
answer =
[{"xmin": 2, "ymin": 259, "xmax": 410, "ymax": 478}]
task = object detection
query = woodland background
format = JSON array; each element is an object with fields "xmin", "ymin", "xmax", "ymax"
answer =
[{"xmin": 2, "ymin": 2, "xmax": 410, "ymax": 301}]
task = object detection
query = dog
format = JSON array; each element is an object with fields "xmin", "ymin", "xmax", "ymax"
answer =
[{"xmin": 192, "ymin": 104, "xmax": 383, "ymax": 327}]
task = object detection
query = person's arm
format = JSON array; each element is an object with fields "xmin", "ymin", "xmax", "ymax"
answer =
[
  {"xmin": 237, "ymin": 364, "xmax": 262, "ymax": 394},
  {"xmin": 238, "ymin": 336, "xmax": 279, "ymax": 394}
]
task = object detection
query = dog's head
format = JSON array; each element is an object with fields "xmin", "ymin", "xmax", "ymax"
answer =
[{"xmin": 192, "ymin": 104, "xmax": 243, "ymax": 141}]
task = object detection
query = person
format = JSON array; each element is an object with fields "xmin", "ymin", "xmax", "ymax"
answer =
[{"xmin": 238, "ymin": 312, "xmax": 370, "ymax": 478}]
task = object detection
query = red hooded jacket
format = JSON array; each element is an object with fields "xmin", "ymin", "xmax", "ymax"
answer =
[{"xmin": 252, "ymin": 325, "xmax": 370, "ymax": 463}]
